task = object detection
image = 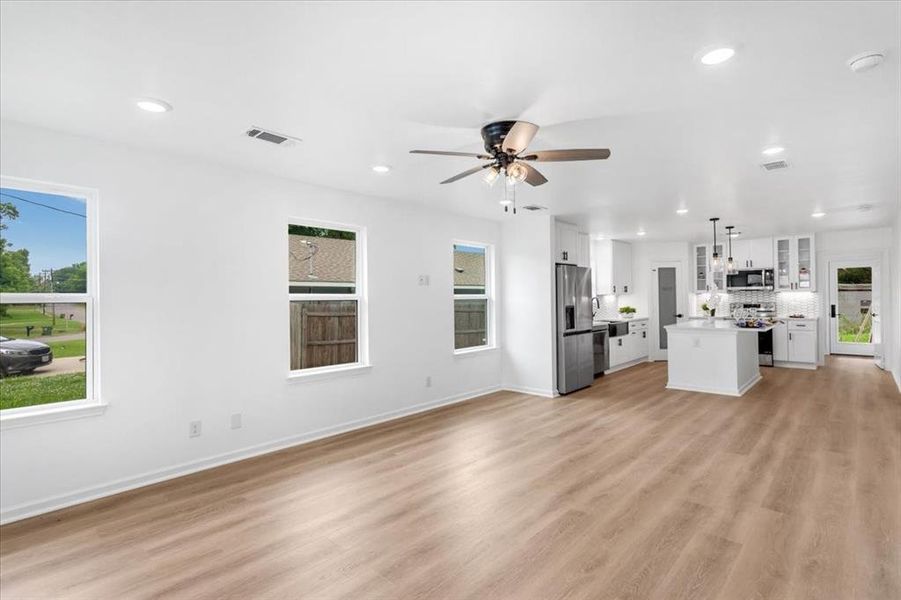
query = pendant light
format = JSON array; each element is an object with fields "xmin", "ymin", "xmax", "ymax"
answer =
[
  {"xmin": 725, "ymin": 225, "xmax": 738, "ymax": 274},
  {"xmin": 709, "ymin": 217, "xmax": 723, "ymax": 273}
]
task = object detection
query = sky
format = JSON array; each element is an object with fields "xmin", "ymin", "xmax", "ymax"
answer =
[
  {"xmin": 454, "ymin": 244, "xmax": 485, "ymax": 254},
  {"xmin": 0, "ymin": 187, "xmax": 87, "ymax": 274}
]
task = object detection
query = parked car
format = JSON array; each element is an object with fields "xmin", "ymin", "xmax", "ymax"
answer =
[{"xmin": 0, "ymin": 336, "xmax": 53, "ymax": 377}]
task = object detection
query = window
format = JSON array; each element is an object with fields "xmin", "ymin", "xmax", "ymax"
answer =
[
  {"xmin": 453, "ymin": 242, "xmax": 493, "ymax": 352},
  {"xmin": 288, "ymin": 222, "xmax": 367, "ymax": 374},
  {"xmin": 0, "ymin": 177, "xmax": 98, "ymax": 416}
]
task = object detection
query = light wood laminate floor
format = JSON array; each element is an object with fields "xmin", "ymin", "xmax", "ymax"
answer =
[{"xmin": 1, "ymin": 356, "xmax": 899, "ymax": 599}]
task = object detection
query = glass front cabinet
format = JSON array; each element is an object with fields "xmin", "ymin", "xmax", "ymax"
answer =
[
  {"xmin": 773, "ymin": 234, "xmax": 816, "ymax": 291},
  {"xmin": 693, "ymin": 243, "xmax": 726, "ymax": 292}
]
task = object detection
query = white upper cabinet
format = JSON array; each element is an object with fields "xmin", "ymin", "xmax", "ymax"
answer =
[
  {"xmin": 747, "ymin": 237, "xmax": 774, "ymax": 269},
  {"xmin": 578, "ymin": 232, "xmax": 591, "ymax": 268},
  {"xmin": 774, "ymin": 234, "xmax": 816, "ymax": 291},
  {"xmin": 729, "ymin": 237, "xmax": 773, "ymax": 269},
  {"xmin": 591, "ymin": 239, "xmax": 632, "ymax": 295},
  {"xmin": 693, "ymin": 243, "xmax": 725, "ymax": 292},
  {"xmin": 555, "ymin": 221, "xmax": 580, "ymax": 264}
]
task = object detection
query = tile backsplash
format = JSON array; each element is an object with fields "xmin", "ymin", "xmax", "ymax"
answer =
[
  {"xmin": 691, "ymin": 290, "xmax": 820, "ymax": 318},
  {"xmin": 593, "ymin": 295, "xmax": 622, "ymax": 321}
]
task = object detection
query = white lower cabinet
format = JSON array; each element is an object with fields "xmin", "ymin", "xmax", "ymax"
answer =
[
  {"xmin": 773, "ymin": 319, "xmax": 817, "ymax": 368},
  {"xmin": 773, "ymin": 322, "xmax": 788, "ymax": 361},
  {"xmin": 609, "ymin": 320, "xmax": 649, "ymax": 369}
]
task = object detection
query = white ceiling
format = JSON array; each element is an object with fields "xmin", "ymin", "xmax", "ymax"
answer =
[{"xmin": 1, "ymin": 1, "xmax": 899, "ymax": 242}]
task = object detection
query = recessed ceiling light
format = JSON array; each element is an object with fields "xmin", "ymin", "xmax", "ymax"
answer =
[
  {"xmin": 762, "ymin": 146, "xmax": 785, "ymax": 156},
  {"xmin": 371, "ymin": 165, "xmax": 391, "ymax": 174},
  {"xmin": 136, "ymin": 98, "xmax": 172, "ymax": 113},
  {"xmin": 637, "ymin": 230, "xmax": 647, "ymax": 236},
  {"xmin": 676, "ymin": 208, "xmax": 689, "ymax": 215},
  {"xmin": 811, "ymin": 211, "xmax": 826, "ymax": 218},
  {"xmin": 848, "ymin": 51, "xmax": 885, "ymax": 73},
  {"xmin": 700, "ymin": 47, "xmax": 735, "ymax": 66}
]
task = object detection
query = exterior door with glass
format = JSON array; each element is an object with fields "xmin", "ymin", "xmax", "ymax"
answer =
[{"xmin": 828, "ymin": 259, "xmax": 881, "ymax": 359}]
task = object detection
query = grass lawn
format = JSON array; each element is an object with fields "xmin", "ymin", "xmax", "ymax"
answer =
[
  {"xmin": 0, "ymin": 305, "xmax": 84, "ymax": 338},
  {"xmin": 0, "ymin": 372, "xmax": 87, "ymax": 410},
  {"xmin": 839, "ymin": 331, "xmax": 872, "ymax": 343},
  {"xmin": 45, "ymin": 338, "xmax": 87, "ymax": 358}
]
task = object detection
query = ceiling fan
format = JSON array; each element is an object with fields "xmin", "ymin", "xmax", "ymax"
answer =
[{"xmin": 410, "ymin": 120, "xmax": 610, "ymax": 186}]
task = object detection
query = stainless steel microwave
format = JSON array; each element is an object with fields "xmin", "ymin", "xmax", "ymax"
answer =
[{"xmin": 727, "ymin": 269, "xmax": 774, "ymax": 291}]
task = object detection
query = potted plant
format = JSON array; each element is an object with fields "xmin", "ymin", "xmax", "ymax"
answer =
[
  {"xmin": 618, "ymin": 306, "xmax": 637, "ymax": 319},
  {"xmin": 702, "ymin": 302, "xmax": 716, "ymax": 318}
]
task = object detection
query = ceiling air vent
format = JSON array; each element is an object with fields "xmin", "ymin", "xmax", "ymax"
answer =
[
  {"xmin": 521, "ymin": 205, "xmax": 548, "ymax": 212},
  {"xmin": 761, "ymin": 160, "xmax": 789, "ymax": 171},
  {"xmin": 245, "ymin": 126, "xmax": 301, "ymax": 147}
]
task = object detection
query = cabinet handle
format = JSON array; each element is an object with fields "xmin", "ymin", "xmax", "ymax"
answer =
[
  {"xmin": 642, "ymin": 331, "xmax": 646, "ymax": 338},
  {"xmin": 613, "ymin": 285, "xmax": 616, "ymax": 293},
  {"xmin": 789, "ymin": 333, "xmax": 792, "ymax": 341},
  {"xmin": 624, "ymin": 285, "xmax": 628, "ymax": 293},
  {"xmin": 563, "ymin": 251, "xmax": 568, "ymax": 261},
  {"xmin": 618, "ymin": 338, "xmax": 623, "ymax": 346}
]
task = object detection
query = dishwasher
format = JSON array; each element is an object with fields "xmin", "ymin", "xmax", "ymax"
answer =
[{"xmin": 592, "ymin": 323, "xmax": 610, "ymax": 376}]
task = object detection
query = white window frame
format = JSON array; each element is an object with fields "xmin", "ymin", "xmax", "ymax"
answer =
[
  {"xmin": 287, "ymin": 218, "xmax": 369, "ymax": 380},
  {"xmin": 0, "ymin": 175, "xmax": 104, "ymax": 429},
  {"xmin": 453, "ymin": 240, "xmax": 496, "ymax": 355}
]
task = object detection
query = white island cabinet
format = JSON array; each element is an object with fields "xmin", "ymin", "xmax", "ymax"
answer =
[{"xmin": 664, "ymin": 320, "xmax": 774, "ymax": 396}]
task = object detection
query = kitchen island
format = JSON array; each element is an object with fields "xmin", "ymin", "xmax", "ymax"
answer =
[{"xmin": 663, "ymin": 320, "xmax": 775, "ymax": 396}]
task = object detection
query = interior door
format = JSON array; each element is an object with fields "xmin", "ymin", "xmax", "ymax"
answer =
[
  {"xmin": 650, "ymin": 261, "xmax": 685, "ymax": 361},
  {"xmin": 829, "ymin": 259, "xmax": 880, "ymax": 358}
]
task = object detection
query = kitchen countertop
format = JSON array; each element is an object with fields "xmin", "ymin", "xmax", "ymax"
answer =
[
  {"xmin": 594, "ymin": 316, "xmax": 648, "ymax": 324},
  {"xmin": 689, "ymin": 315, "xmax": 818, "ymax": 321},
  {"xmin": 666, "ymin": 320, "xmax": 775, "ymax": 333}
]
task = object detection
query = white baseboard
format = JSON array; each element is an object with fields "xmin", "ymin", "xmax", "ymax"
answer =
[
  {"xmin": 0, "ymin": 384, "xmax": 501, "ymax": 525},
  {"xmin": 774, "ymin": 360, "xmax": 818, "ymax": 370},
  {"xmin": 605, "ymin": 356, "xmax": 649, "ymax": 374},
  {"xmin": 501, "ymin": 385, "xmax": 556, "ymax": 398},
  {"xmin": 666, "ymin": 373, "xmax": 761, "ymax": 397}
]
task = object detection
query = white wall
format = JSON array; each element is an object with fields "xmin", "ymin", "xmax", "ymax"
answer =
[
  {"xmin": 500, "ymin": 215, "xmax": 555, "ymax": 396},
  {"xmin": 893, "ymin": 210, "xmax": 901, "ymax": 392},
  {"xmin": 0, "ymin": 120, "xmax": 503, "ymax": 522},
  {"xmin": 815, "ymin": 227, "xmax": 895, "ymax": 366},
  {"xmin": 617, "ymin": 241, "xmax": 692, "ymax": 317}
]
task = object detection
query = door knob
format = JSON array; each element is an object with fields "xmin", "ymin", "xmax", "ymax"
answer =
[{"xmin": 675, "ymin": 313, "xmax": 683, "ymax": 318}]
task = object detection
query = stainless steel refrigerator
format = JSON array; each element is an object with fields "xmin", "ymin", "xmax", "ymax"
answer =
[{"xmin": 556, "ymin": 264, "xmax": 594, "ymax": 394}]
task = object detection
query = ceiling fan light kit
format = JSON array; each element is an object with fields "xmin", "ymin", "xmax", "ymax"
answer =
[{"xmin": 410, "ymin": 119, "xmax": 610, "ymax": 212}]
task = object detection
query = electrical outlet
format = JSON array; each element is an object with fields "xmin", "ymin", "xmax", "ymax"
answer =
[
  {"xmin": 425, "ymin": 376, "xmax": 432, "ymax": 388},
  {"xmin": 418, "ymin": 275, "xmax": 430, "ymax": 286},
  {"xmin": 230, "ymin": 413, "xmax": 242, "ymax": 430},
  {"xmin": 189, "ymin": 420, "xmax": 202, "ymax": 438}
]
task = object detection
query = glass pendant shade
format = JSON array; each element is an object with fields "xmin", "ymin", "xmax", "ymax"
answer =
[
  {"xmin": 483, "ymin": 166, "xmax": 500, "ymax": 186},
  {"xmin": 506, "ymin": 162, "xmax": 528, "ymax": 185}
]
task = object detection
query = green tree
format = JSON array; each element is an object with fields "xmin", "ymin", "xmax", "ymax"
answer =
[
  {"xmin": 0, "ymin": 200, "xmax": 33, "ymax": 293},
  {"xmin": 51, "ymin": 262, "xmax": 87, "ymax": 293},
  {"xmin": 837, "ymin": 267, "xmax": 871, "ymax": 285},
  {"xmin": 288, "ymin": 225, "xmax": 355, "ymax": 241}
]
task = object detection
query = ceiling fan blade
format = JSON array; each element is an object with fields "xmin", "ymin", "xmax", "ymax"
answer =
[
  {"xmin": 440, "ymin": 163, "xmax": 491, "ymax": 184},
  {"xmin": 521, "ymin": 163, "xmax": 548, "ymax": 186},
  {"xmin": 521, "ymin": 149, "xmax": 611, "ymax": 162},
  {"xmin": 410, "ymin": 150, "xmax": 491, "ymax": 159},
  {"xmin": 501, "ymin": 121, "xmax": 539, "ymax": 154}
]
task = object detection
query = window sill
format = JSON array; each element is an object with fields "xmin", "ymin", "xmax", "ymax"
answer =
[
  {"xmin": 0, "ymin": 400, "xmax": 108, "ymax": 430},
  {"xmin": 287, "ymin": 363, "xmax": 372, "ymax": 383},
  {"xmin": 454, "ymin": 345, "xmax": 499, "ymax": 358}
]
